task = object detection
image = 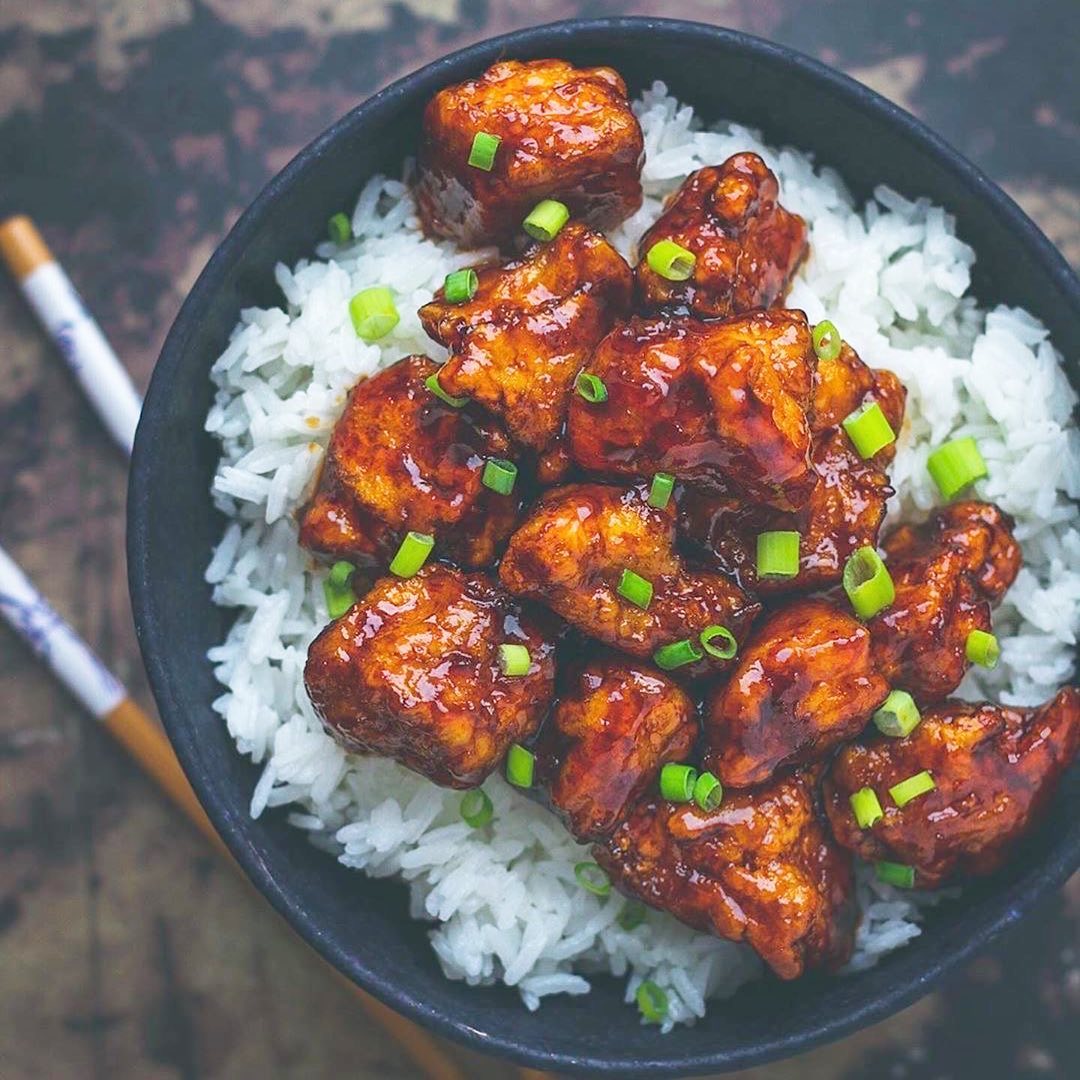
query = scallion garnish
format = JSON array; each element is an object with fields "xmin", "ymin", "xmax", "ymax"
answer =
[
  {"xmin": 842, "ymin": 400, "xmax": 896, "ymax": 459},
  {"xmin": 647, "ymin": 472, "xmax": 675, "ymax": 509},
  {"xmin": 652, "ymin": 638, "xmax": 704, "ymax": 670},
  {"xmin": 636, "ymin": 980, "xmax": 668, "ymax": 1024},
  {"xmin": 617, "ymin": 568, "xmax": 653, "ymax": 610},
  {"xmin": 460, "ymin": 789, "xmax": 494, "ymax": 828},
  {"xmin": 505, "ymin": 743, "xmax": 535, "ymax": 788},
  {"xmin": 965, "ymin": 629, "xmax": 1000, "ymax": 669},
  {"xmin": 388, "ymin": 531, "xmax": 434, "ymax": 578},
  {"xmin": 323, "ymin": 560, "xmax": 356, "ymax": 619},
  {"xmin": 327, "ymin": 212, "xmax": 352, "ymax": 246},
  {"xmin": 926, "ymin": 436, "xmax": 988, "ymax": 499},
  {"xmin": 843, "ymin": 546, "xmax": 895, "ymax": 619},
  {"xmin": 481, "ymin": 458, "xmax": 518, "ymax": 495},
  {"xmin": 523, "ymin": 198, "xmax": 570, "ymax": 242},
  {"xmin": 349, "ymin": 286, "xmax": 399, "ymax": 342},
  {"xmin": 645, "ymin": 238, "xmax": 695, "ymax": 281},
  {"xmin": 872, "ymin": 690, "xmax": 922, "ymax": 738},
  {"xmin": 875, "ymin": 860, "xmax": 916, "ymax": 889},
  {"xmin": 617, "ymin": 900, "xmax": 647, "ymax": 931},
  {"xmin": 443, "ymin": 268, "xmax": 479, "ymax": 304},
  {"xmin": 849, "ymin": 787, "xmax": 884, "ymax": 829},
  {"xmin": 756, "ymin": 530, "xmax": 800, "ymax": 579},
  {"xmin": 692, "ymin": 771, "xmax": 723, "ymax": 812},
  {"xmin": 659, "ymin": 762, "xmax": 698, "ymax": 802},
  {"xmin": 467, "ymin": 131, "xmax": 501, "ymax": 171},
  {"xmin": 811, "ymin": 319, "xmax": 842, "ymax": 362},
  {"xmin": 575, "ymin": 371, "xmax": 607, "ymax": 403},
  {"xmin": 699, "ymin": 625, "xmax": 737, "ymax": 661},
  {"xmin": 574, "ymin": 861, "xmax": 611, "ymax": 897},
  {"xmin": 498, "ymin": 643, "xmax": 531, "ymax": 677},
  {"xmin": 424, "ymin": 372, "xmax": 469, "ymax": 408},
  {"xmin": 889, "ymin": 770, "xmax": 935, "ymax": 808}
]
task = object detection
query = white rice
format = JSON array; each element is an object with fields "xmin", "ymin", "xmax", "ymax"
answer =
[{"xmin": 203, "ymin": 83, "xmax": 1080, "ymax": 1027}]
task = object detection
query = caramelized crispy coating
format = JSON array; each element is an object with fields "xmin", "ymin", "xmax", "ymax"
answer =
[
  {"xmin": 298, "ymin": 356, "xmax": 520, "ymax": 569},
  {"xmin": 870, "ymin": 501, "xmax": 1020, "ymax": 700},
  {"xmin": 416, "ymin": 59, "xmax": 644, "ymax": 247},
  {"xmin": 567, "ymin": 311, "xmax": 817, "ymax": 511},
  {"xmin": 679, "ymin": 428, "xmax": 893, "ymax": 593},
  {"xmin": 882, "ymin": 500, "xmax": 1021, "ymax": 604},
  {"xmin": 596, "ymin": 770, "xmax": 856, "ymax": 978},
  {"xmin": 418, "ymin": 224, "xmax": 632, "ymax": 451},
  {"xmin": 635, "ymin": 153, "xmax": 807, "ymax": 318},
  {"xmin": 304, "ymin": 564, "xmax": 556, "ymax": 788},
  {"xmin": 705, "ymin": 598, "xmax": 889, "ymax": 787},
  {"xmin": 499, "ymin": 482, "xmax": 759, "ymax": 658},
  {"xmin": 537, "ymin": 655, "xmax": 697, "ymax": 842},
  {"xmin": 824, "ymin": 688, "xmax": 1080, "ymax": 888}
]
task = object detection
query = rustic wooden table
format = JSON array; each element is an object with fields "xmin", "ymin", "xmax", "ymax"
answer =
[{"xmin": 1, "ymin": 2, "xmax": 1077, "ymax": 1078}]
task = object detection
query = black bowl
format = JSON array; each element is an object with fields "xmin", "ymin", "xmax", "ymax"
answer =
[{"xmin": 128, "ymin": 17, "xmax": 1080, "ymax": 1077}]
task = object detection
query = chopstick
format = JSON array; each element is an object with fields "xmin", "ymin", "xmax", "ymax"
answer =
[{"xmin": 0, "ymin": 215, "xmax": 490, "ymax": 1080}]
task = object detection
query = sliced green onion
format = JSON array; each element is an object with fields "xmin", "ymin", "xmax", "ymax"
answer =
[
  {"xmin": 849, "ymin": 787, "xmax": 884, "ymax": 829},
  {"xmin": 699, "ymin": 625, "xmax": 737, "ymax": 661},
  {"xmin": 505, "ymin": 743, "xmax": 535, "ymax": 788},
  {"xmin": 645, "ymin": 238, "xmax": 696, "ymax": 281},
  {"xmin": 459, "ymin": 789, "xmax": 493, "ymax": 828},
  {"xmin": 327, "ymin": 212, "xmax": 352, "ymax": 245},
  {"xmin": 388, "ymin": 531, "xmax": 434, "ymax": 578},
  {"xmin": 926, "ymin": 436, "xmax": 988, "ymax": 499},
  {"xmin": 872, "ymin": 690, "xmax": 922, "ymax": 737},
  {"xmin": 693, "ymin": 771, "xmax": 723, "ymax": 812},
  {"xmin": 574, "ymin": 861, "xmax": 611, "ymax": 897},
  {"xmin": 843, "ymin": 546, "xmax": 895, "ymax": 619},
  {"xmin": 523, "ymin": 198, "xmax": 570, "ymax": 242},
  {"xmin": 812, "ymin": 319, "xmax": 842, "ymax": 362},
  {"xmin": 875, "ymin": 861, "xmax": 916, "ymax": 889},
  {"xmin": 467, "ymin": 131, "xmax": 501, "ymax": 171},
  {"xmin": 965, "ymin": 629, "xmax": 1000, "ymax": 669},
  {"xmin": 424, "ymin": 372, "xmax": 469, "ymax": 408},
  {"xmin": 575, "ymin": 371, "xmax": 608, "ymax": 403},
  {"xmin": 756, "ymin": 530, "xmax": 801, "ymax": 579},
  {"xmin": 617, "ymin": 900, "xmax": 647, "ymax": 931},
  {"xmin": 636, "ymin": 980, "xmax": 668, "ymax": 1024},
  {"xmin": 323, "ymin": 560, "xmax": 356, "ymax": 619},
  {"xmin": 652, "ymin": 638, "xmax": 704, "ymax": 670},
  {"xmin": 443, "ymin": 268, "xmax": 479, "ymax": 304},
  {"xmin": 659, "ymin": 762, "xmax": 698, "ymax": 802},
  {"xmin": 647, "ymin": 472, "xmax": 675, "ymax": 510},
  {"xmin": 889, "ymin": 770, "xmax": 936, "ymax": 808},
  {"xmin": 498, "ymin": 643, "xmax": 531, "ymax": 676},
  {"xmin": 617, "ymin": 569, "xmax": 653, "ymax": 610},
  {"xmin": 349, "ymin": 286, "xmax": 399, "ymax": 342},
  {"xmin": 482, "ymin": 458, "xmax": 518, "ymax": 495},
  {"xmin": 842, "ymin": 401, "xmax": 896, "ymax": 459}
]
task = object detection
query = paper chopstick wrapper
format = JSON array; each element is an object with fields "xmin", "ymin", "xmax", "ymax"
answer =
[{"xmin": 0, "ymin": 215, "xmax": 142, "ymax": 454}]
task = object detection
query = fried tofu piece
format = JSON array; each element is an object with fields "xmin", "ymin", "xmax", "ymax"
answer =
[
  {"xmin": 596, "ymin": 770, "xmax": 856, "ymax": 979},
  {"xmin": 635, "ymin": 153, "xmax": 807, "ymax": 318},
  {"xmin": 567, "ymin": 311, "xmax": 817, "ymax": 511},
  {"xmin": 416, "ymin": 59, "xmax": 644, "ymax": 247},
  {"xmin": 418, "ymin": 223, "xmax": 632, "ymax": 452},
  {"xmin": 537, "ymin": 654, "xmax": 697, "ymax": 842},
  {"xmin": 824, "ymin": 688, "xmax": 1080, "ymax": 888},
  {"xmin": 705, "ymin": 598, "xmax": 890, "ymax": 787},
  {"xmin": 499, "ymin": 482, "xmax": 759, "ymax": 659},
  {"xmin": 304, "ymin": 564, "xmax": 556, "ymax": 788},
  {"xmin": 298, "ymin": 355, "xmax": 520, "ymax": 570}
]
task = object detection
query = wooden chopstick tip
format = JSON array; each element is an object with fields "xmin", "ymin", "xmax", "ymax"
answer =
[{"xmin": 0, "ymin": 214, "xmax": 53, "ymax": 282}]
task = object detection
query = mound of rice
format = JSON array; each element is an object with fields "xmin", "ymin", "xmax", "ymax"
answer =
[{"xmin": 202, "ymin": 83, "xmax": 1080, "ymax": 1027}]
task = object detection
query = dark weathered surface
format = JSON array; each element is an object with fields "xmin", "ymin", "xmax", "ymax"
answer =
[{"xmin": 0, "ymin": 2, "xmax": 1077, "ymax": 1077}]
